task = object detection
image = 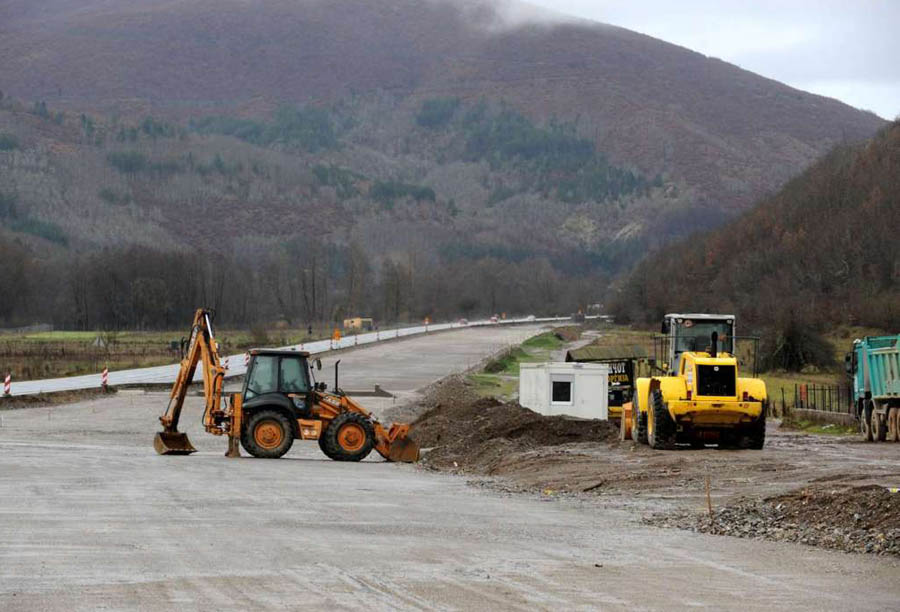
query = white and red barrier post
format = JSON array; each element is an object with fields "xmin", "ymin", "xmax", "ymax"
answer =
[
  {"xmin": 244, "ymin": 352, "xmax": 250, "ymax": 367},
  {"xmin": 224, "ymin": 357, "xmax": 230, "ymax": 372},
  {"xmin": 101, "ymin": 367, "xmax": 109, "ymax": 392},
  {"xmin": 3, "ymin": 372, "xmax": 10, "ymax": 396}
]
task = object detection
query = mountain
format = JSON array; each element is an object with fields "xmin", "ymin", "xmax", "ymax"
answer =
[
  {"xmin": 612, "ymin": 121, "xmax": 900, "ymax": 331},
  {"xmin": 0, "ymin": 0, "xmax": 888, "ymax": 327}
]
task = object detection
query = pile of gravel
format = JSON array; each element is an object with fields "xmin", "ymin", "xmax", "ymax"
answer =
[{"xmin": 646, "ymin": 484, "xmax": 900, "ymax": 557}]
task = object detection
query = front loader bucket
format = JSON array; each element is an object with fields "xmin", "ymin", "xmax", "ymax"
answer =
[
  {"xmin": 387, "ymin": 436, "xmax": 420, "ymax": 463},
  {"xmin": 154, "ymin": 431, "xmax": 197, "ymax": 455}
]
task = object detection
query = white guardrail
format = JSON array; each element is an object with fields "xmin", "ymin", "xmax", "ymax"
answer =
[{"xmin": 3, "ymin": 316, "xmax": 584, "ymax": 397}]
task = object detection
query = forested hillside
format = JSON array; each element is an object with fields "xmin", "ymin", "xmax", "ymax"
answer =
[
  {"xmin": 612, "ymin": 121, "xmax": 900, "ymax": 333},
  {"xmin": 0, "ymin": 0, "xmax": 886, "ymax": 329}
]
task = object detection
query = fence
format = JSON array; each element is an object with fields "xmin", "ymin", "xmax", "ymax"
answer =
[{"xmin": 780, "ymin": 383, "xmax": 853, "ymax": 415}]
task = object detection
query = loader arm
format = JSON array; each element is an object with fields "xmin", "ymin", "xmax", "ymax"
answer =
[{"xmin": 154, "ymin": 308, "xmax": 227, "ymax": 455}]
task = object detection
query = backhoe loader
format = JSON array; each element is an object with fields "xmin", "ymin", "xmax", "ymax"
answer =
[
  {"xmin": 154, "ymin": 308, "xmax": 419, "ymax": 462},
  {"xmin": 629, "ymin": 314, "xmax": 767, "ymax": 449}
]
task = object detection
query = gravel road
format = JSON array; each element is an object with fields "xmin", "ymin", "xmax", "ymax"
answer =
[{"xmin": 0, "ymin": 326, "xmax": 897, "ymax": 610}]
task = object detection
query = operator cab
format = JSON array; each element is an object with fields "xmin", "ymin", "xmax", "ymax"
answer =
[
  {"xmin": 661, "ymin": 313, "xmax": 735, "ymax": 374},
  {"xmin": 243, "ymin": 349, "xmax": 318, "ymax": 418}
]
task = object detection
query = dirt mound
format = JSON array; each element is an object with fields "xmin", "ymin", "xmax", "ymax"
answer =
[
  {"xmin": 648, "ymin": 484, "xmax": 900, "ymax": 557},
  {"xmin": 411, "ymin": 378, "xmax": 617, "ymax": 474}
]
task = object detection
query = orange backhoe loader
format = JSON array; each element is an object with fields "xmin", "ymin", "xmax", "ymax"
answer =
[{"xmin": 154, "ymin": 308, "xmax": 419, "ymax": 462}]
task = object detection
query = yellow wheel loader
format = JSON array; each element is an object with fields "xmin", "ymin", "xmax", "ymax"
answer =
[
  {"xmin": 154, "ymin": 308, "xmax": 419, "ymax": 462},
  {"xmin": 629, "ymin": 314, "xmax": 767, "ymax": 449}
]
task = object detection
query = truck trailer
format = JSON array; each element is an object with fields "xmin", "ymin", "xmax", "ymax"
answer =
[{"xmin": 848, "ymin": 335, "xmax": 900, "ymax": 442}]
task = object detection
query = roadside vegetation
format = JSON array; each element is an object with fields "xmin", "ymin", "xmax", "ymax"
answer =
[{"xmin": 468, "ymin": 331, "xmax": 567, "ymax": 399}]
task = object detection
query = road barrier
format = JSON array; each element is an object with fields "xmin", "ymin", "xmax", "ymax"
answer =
[
  {"xmin": 101, "ymin": 367, "xmax": 108, "ymax": 390},
  {"xmin": 3, "ymin": 373, "xmax": 10, "ymax": 396},
  {"xmin": 1, "ymin": 315, "xmax": 589, "ymax": 397}
]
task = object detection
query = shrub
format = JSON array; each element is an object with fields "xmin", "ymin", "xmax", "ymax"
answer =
[
  {"xmin": 9, "ymin": 217, "xmax": 68, "ymax": 245},
  {"xmin": 107, "ymin": 151, "xmax": 148, "ymax": 174},
  {"xmin": 0, "ymin": 191, "xmax": 17, "ymax": 217},
  {"xmin": 760, "ymin": 321, "xmax": 836, "ymax": 372},
  {"xmin": 0, "ymin": 133, "xmax": 19, "ymax": 150},
  {"xmin": 370, "ymin": 180, "xmax": 435, "ymax": 206},
  {"xmin": 416, "ymin": 97, "xmax": 460, "ymax": 128}
]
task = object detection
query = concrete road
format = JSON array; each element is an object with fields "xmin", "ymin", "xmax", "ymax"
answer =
[
  {"xmin": 0, "ymin": 326, "xmax": 897, "ymax": 611},
  {"xmin": 5, "ymin": 316, "xmax": 567, "ymax": 397}
]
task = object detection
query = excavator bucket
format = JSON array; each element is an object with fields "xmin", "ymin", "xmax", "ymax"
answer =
[
  {"xmin": 387, "ymin": 436, "xmax": 420, "ymax": 463},
  {"xmin": 154, "ymin": 431, "xmax": 197, "ymax": 455}
]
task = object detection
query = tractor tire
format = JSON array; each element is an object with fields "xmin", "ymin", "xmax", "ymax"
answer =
[
  {"xmin": 861, "ymin": 402, "xmax": 874, "ymax": 442},
  {"xmin": 241, "ymin": 410, "xmax": 295, "ymax": 458},
  {"xmin": 321, "ymin": 411, "xmax": 375, "ymax": 462},
  {"xmin": 887, "ymin": 407, "xmax": 899, "ymax": 442},
  {"xmin": 633, "ymin": 402, "xmax": 648, "ymax": 445},
  {"xmin": 872, "ymin": 405, "xmax": 887, "ymax": 442},
  {"xmin": 647, "ymin": 389, "xmax": 676, "ymax": 450},
  {"xmin": 742, "ymin": 412, "xmax": 766, "ymax": 450}
]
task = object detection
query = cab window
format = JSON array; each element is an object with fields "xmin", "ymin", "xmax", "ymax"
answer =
[
  {"xmin": 280, "ymin": 357, "xmax": 309, "ymax": 393},
  {"xmin": 246, "ymin": 355, "xmax": 278, "ymax": 398}
]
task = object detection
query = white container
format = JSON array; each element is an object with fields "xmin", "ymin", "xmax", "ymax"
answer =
[{"xmin": 519, "ymin": 362, "xmax": 609, "ymax": 420}]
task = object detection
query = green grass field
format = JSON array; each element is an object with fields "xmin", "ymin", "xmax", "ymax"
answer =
[{"xmin": 469, "ymin": 331, "xmax": 569, "ymax": 398}]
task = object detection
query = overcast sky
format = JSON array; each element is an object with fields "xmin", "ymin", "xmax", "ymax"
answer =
[{"xmin": 522, "ymin": 0, "xmax": 900, "ymax": 120}]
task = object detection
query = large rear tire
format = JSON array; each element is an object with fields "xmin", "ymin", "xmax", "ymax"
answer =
[
  {"xmin": 872, "ymin": 404, "xmax": 887, "ymax": 442},
  {"xmin": 322, "ymin": 412, "xmax": 375, "ymax": 462},
  {"xmin": 887, "ymin": 407, "xmax": 899, "ymax": 442},
  {"xmin": 647, "ymin": 389, "xmax": 676, "ymax": 450},
  {"xmin": 632, "ymin": 399, "xmax": 648, "ymax": 445},
  {"xmin": 742, "ymin": 412, "xmax": 766, "ymax": 450},
  {"xmin": 861, "ymin": 402, "xmax": 874, "ymax": 442},
  {"xmin": 241, "ymin": 410, "xmax": 295, "ymax": 458}
]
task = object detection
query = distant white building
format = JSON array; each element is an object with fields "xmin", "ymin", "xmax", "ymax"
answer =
[{"xmin": 519, "ymin": 362, "xmax": 609, "ymax": 420}]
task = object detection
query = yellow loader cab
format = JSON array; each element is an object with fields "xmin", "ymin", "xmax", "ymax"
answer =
[{"xmin": 631, "ymin": 330, "xmax": 767, "ymax": 449}]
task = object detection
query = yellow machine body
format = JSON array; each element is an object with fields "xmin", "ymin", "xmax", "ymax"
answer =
[{"xmin": 630, "ymin": 351, "xmax": 767, "ymax": 449}]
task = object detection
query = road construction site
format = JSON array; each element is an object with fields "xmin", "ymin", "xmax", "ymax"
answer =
[{"xmin": 1, "ymin": 325, "xmax": 898, "ymax": 610}]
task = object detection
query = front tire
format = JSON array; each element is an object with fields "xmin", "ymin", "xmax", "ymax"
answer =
[
  {"xmin": 647, "ymin": 389, "xmax": 676, "ymax": 449},
  {"xmin": 241, "ymin": 410, "xmax": 295, "ymax": 458},
  {"xmin": 322, "ymin": 412, "xmax": 375, "ymax": 462}
]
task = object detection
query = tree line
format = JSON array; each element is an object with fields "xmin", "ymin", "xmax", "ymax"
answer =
[{"xmin": 0, "ymin": 234, "xmax": 597, "ymax": 331}]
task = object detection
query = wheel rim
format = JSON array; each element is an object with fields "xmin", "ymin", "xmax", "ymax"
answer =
[
  {"xmin": 254, "ymin": 420, "xmax": 285, "ymax": 450},
  {"xmin": 337, "ymin": 423, "xmax": 367, "ymax": 452}
]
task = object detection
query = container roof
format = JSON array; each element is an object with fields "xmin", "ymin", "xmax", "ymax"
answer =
[{"xmin": 566, "ymin": 344, "xmax": 648, "ymax": 362}]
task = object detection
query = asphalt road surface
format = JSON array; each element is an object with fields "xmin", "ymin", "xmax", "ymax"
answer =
[{"xmin": 0, "ymin": 326, "xmax": 897, "ymax": 611}]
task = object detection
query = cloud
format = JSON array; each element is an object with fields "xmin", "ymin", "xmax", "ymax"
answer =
[{"xmin": 518, "ymin": 0, "xmax": 900, "ymax": 119}]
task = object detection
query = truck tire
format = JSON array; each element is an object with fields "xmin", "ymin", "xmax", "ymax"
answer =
[
  {"xmin": 861, "ymin": 402, "xmax": 874, "ymax": 442},
  {"xmin": 887, "ymin": 407, "xmax": 899, "ymax": 442},
  {"xmin": 872, "ymin": 404, "xmax": 887, "ymax": 442},
  {"xmin": 241, "ymin": 409, "xmax": 295, "ymax": 458},
  {"xmin": 321, "ymin": 412, "xmax": 375, "ymax": 462},
  {"xmin": 648, "ymin": 389, "xmax": 676, "ymax": 450}
]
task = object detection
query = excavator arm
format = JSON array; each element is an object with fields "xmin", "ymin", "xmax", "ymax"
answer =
[{"xmin": 154, "ymin": 308, "xmax": 227, "ymax": 455}]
